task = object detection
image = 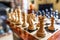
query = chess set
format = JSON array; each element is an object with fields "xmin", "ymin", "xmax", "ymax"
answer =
[{"xmin": 6, "ymin": 6, "xmax": 59, "ymax": 40}]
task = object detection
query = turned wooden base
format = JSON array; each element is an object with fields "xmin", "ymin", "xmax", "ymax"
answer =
[
  {"xmin": 22, "ymin": 23, "xmax": 27, "ymax": 27},
  {"xmin": 48, "ymin": 26, "xmax": 55, "ymax": 31},
  {"xmin": 27, "ymin": 29, "xmax": 37, "ymax": 33},
  {"xmin": 36, "ymin": 32, "xmax": 45, "ymax": 38},
  {"xmin": 28, "ymin": 26, "xmax": 36, "ymax": 31},
  {"xmin": 24, "ymin": 28, "xmax": 37, "ymax": 33},
  {"xmin": 45, "ymin": 27, "xmax": 56, "ymax": 33}
]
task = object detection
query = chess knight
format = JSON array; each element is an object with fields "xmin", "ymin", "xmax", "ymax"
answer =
[
  {"xmin": 36, "ymin": 16, "xmax": 45, "ymax": 37},
  {"xmin": 27, "ymin": 14, "xmax": 36, "ymax": 31}
]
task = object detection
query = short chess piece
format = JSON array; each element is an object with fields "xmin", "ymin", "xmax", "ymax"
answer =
[
  {"xmin": 45, "ymin": 16, "xmax": 56, "ymax": 33},
  {"xmin": 15, "ymin": 9, "xmax": 18, "ymax": 24},
  {"xmin": 36, "ymin": 16, "xmax": 45, "ymax": 37},
  {"xmin": 48, "ymin": 16, "xmax": 55, "ymax": 31}
]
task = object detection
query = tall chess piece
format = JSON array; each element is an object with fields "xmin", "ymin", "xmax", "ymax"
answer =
[
  {"xmin": 48, "ymin": 16, "xmax": 55, "ymax": 31},
  {"xmin": 27, "ymin": 14, "xmax": 36, "ymax": 32},
  {"xmin": 22, "ymin": 12, "xmax": 27, "ymax": 27},
  {"xmin": 14, "ymin": 9, "xmax": 18, "ymax": 24},
  {"xmin": 36, "ymin": 16, "xmax": 45, "ymax": 37},
  {"xmin": 17, "ymin": 7, "xmax": 22, "ymax": 25}
]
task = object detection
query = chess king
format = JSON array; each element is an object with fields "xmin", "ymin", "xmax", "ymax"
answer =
[
  {"xmin": 48, "ymin": 16, "xmax": 55, "ymax": 31},
  {"xmin": 36, "ymin": 16, "xmax": 45, "ymax": 37}
]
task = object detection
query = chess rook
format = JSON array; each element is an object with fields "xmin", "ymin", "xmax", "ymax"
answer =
[{"xmin": 36, "ymin": 16, "xmax": 45, "ymax": 37}]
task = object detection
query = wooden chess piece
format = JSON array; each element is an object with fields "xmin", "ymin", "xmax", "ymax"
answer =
[
  {"xmin": 48, "ymin": 16, "xmax": 55, "ymax": 31},
  {"xmin": 22, "ymin": 12, "xmax": 27, "ymax": 27},
  {"xmin": 12, "ymin": 12, "xmax": 16, "ymax": 22},
  {"xmin": 36, "ymin": 16, "xmax": 45, "ymax": 37},
  {"xmin": 14, "ymin": 9, "xmax": 19, "ymax": 24},
  {"xmin": 28, "ymin": 14, "xmax": 36, "ymax": 31},
  {"xmin": 17, "ymin": 7, "xmax": 22, "ymax": 25}
]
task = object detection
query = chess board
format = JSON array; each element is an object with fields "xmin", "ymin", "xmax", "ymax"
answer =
[
  {"xmin": 6, "ymin": 7, "xmax": 60, "ymax": 40},
  {"xmin": 6, "ymin": 18, "xmax": 60, "ymax": 40}
]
